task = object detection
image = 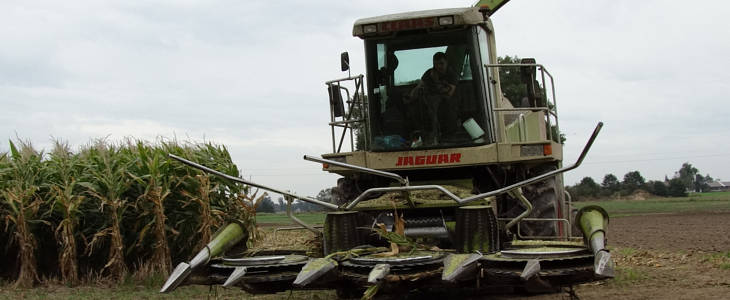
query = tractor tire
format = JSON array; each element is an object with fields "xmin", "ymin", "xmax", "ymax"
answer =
[
  {"xmin": 332, "ymin": 177, "xmax": 361, "ymax": 205},
  {"xmin": 499, "ymin": 165, "xmax": 563, "ymax": 238},
  {"xmin": 519, "ymin": 174, "xmax": 559, "ymax": 237},
  {"xmin": 332, "ymin": 175, "xmax": 385, "ymax": 206}
]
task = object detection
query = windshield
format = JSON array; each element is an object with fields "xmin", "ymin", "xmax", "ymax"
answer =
[{"xmin": 365, "ymin": 29, "xmax": 489, "ymax": 151}]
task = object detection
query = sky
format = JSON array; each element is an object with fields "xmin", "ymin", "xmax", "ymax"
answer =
[{"xmin": 2, "ymin": 0, "xmax": 729, "ymax": 198}]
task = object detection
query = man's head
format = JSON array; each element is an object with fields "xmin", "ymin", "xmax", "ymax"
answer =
[{"xmin": 432, "ymin": 52, "xmax": 448, "ymax": 74}]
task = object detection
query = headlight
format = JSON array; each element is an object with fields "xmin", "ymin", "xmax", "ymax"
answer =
[
  {"xmin": 363, "ymin": 24, "xmax": 377, "ymax": 34},
  {"xmin": 438, "ymin": 16, "xmax": 454, "ymax": 26}
]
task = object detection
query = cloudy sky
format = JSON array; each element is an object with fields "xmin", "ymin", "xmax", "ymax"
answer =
[{"xmin": 2, "ymin": 0, "xmax": 728, "ymax": 198}]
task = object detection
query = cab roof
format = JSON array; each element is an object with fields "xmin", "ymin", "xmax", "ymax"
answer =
[{"xmin": 352, "ymin": 7, "xmax": 487, "ymax": 38}]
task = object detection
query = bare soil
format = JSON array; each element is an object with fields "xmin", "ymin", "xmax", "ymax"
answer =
[
  {"xmin": 608, "ymin": 211, "xmax": 730, "ymax": 252},
  {"xmin": 496, "ymin": 211, "xmax": 730, "ymax": 300},
  {"xmin": 258, "ymin": 211, "xmax": 730, "ymax": 299}
]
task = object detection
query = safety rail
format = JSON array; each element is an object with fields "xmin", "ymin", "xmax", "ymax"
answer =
[
  {"xmin": 485, "ymin": 63, "xmax": 559, "ymax": 143},
  {"xmin": 326, "ymin": 75, "xmax": 368, "ymax": 153}
]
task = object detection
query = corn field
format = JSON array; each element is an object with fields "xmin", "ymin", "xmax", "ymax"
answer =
[{"xmin": 0, "ymin": 138, "xmax": 261, "ymax": 288}]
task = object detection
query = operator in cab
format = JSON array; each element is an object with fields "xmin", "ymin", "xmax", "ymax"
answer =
[
  {"xmin": 419, "ymin": 52, "xmax": 457, "ymax": 98},
  {"xmin": 407, "ymin": 52, "xmax": 459, "ymax": 146}
]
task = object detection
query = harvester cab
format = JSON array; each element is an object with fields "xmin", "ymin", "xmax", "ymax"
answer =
[
  {"xmin": 161, "ymin": 1, "xmax": 615, "ymax": 297},
  {"xmin": 322, "ymin": 5, "xmax": 565, "ymax": 238}
]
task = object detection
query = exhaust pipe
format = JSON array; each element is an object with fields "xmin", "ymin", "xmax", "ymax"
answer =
[{"xmin": 576, "ymin": 205, "xmax": 614, "ymax": 278}]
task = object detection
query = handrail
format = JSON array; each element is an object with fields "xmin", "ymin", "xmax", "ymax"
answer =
[
  {"xmin": 326, "ymin": 74, "xmax": 367, "ymax": 153},
  {"xmin": 485, "ymin": 62, "xmax": 558, "ymax": 143}
]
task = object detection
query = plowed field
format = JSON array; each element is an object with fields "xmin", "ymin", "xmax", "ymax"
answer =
[{"xmin": 497, "ymin": 211, "xmax": 730, "ymax": 300}]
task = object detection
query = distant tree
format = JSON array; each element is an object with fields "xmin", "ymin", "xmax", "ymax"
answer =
[
  {"xmin": 667, "ymin": 178, "xmax": 688, "ymax": 197},
  {"xmin": 497, "ymin": 55, "xmax": 526, "ymax": 108},
  {"xmin": 572, "ymin": 177, "xmax": 600, "ymax": 200},
  {"xmin": 647, "ymin": 180, "xmax": 668, "ymax": 197},
  {"xmin": 256, "ymin": 195, "xmax": 276, "ymax": 213},
  {"xmin": 696, "ymin": 174, "xmax": 714, "ymax": 192},
  {"xmin": 622, "ymin": 171, "xmax": 646, "ymax": 193},
  {"xmin": 277, "ymin": 197, "xmax": 285, "ymax": 212},
  {"xmin": 601, "ymin": 174, "xmax": 620, "ymax": 196},
  {"xmin": 676, "ymin": 162, "xmax": 698, "ymax": 191},
  {"xmin": 316, "ymin": 188, "xmax": 335, "ymax": 204}
]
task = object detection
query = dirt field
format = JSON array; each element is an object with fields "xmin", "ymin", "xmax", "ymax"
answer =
[
  {"xmin": 504, "ymin": 211, "xmax": 730, "ymax": 300},
  {"xmin": 1, "ymin": 211, "xmax": 728, "ymax": 299},
  {"xmin": 256, "ymin": 211, "xmax": 730, "ymax": 300}
]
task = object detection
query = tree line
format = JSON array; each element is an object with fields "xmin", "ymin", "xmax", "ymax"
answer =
[{"xmin": 567, "ymin": 162, "xmax": 716, "ymax": 201}]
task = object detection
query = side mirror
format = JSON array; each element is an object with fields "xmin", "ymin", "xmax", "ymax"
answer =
[{"xmin": 340, "ymin": 52, "xmax": 350, "ymax": 72}]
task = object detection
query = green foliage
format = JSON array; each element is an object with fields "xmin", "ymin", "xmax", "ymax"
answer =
[
  {"xmin": 0, "ymin": 137, "xmax": 255, "ymax": 286},
  {"xmin": 667, "ymin": 178, "xmax": 687, "ymax": 197},
  {"xmin": 571, "ymin": 163, "xmax": 713, "ymax": 199},
  {"xmin": 0, "ymin": 140, "xmax": 51, "ymax": 287},
  {"xmin": 703, "ymin": 251, "xmax": 730, "ymax": 270},
  {"xmin": 622, "ymin": 171, "xmax": 646, "ymax": 194},
  {"xmin": 600, "ymin": 174, "xmax": 620, "ymax": 196},
  {"xmin": 573, "ymin": 192, "xmax": 730, "ymax": 217},
  {"xmin": 676, "ymin": 162, "xmax": 698, "ymax": 191},
  {"xmin": 646, "ymin": 180, "xmax": 668, "ymax": 197},
  {"xmin": 616, "ymin": 247, "xmax": 637, "ymax": 257},
  {"xmin": 256, "ymin": 195, "xmax": 276, "ymax": 213},
  {"xmin": 612, "ymin": 267, "xmax": 648, "ymax": 285},
  {"xmin": 568, "ymin": 176, "xmax": 600, "ymax": 200},
  {"xmin": 497, "ymin": 56, "xmax": 528, "ymax": 108}
]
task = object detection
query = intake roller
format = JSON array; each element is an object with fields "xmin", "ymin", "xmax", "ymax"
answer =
[
  {"xmin": 454, "ymin": 205, "xmax": 499, "ymax": 253},
  {"xmin": 323, "ymin": 211, "xmax": 362, "ymax": 255}
]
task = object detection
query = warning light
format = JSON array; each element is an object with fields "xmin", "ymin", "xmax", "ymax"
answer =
[{"xmin": 543, "ymin": 144, "xmax": 553, "ymax": 156}]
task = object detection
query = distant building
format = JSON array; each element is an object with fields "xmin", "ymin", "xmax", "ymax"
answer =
[{"xmin": 708, "ymin": 181, "xmax": 730, "ymax": 192}]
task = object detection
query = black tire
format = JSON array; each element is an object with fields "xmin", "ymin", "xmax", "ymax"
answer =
[
  {"xmin": 520, "ymin": 174, "xmax": 559, "ymax": 237},
  {"xmin": 332, "ymin": 175, "xmax": 386, "ymax": 206},
  {"xmin": 332, "ymin": 176, "xmax": 360, "ymax": 205},
  {"xmin": 499, "ymin": 165, "xmax": 563, "ymax": 238}
]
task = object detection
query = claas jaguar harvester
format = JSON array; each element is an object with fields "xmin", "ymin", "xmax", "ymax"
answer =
[{"xmin": 161, "ymin": 0, "xmax": 614, "ymax": 297}]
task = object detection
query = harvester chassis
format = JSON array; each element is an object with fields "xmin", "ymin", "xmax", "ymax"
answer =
[{"xmin": 160, "ymin": 123, "xmax": 614, "ymax": 298}]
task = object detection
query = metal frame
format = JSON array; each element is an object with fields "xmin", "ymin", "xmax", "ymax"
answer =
[
  {"xmin": 326, "ymin": 75, "xmax": 367, "ymax": 153},
  {"xmin": 168, "ymin": 154, "xmax": 338, "ymax": 210},
  {"xmin": 485, "ymin": 63, "xmax": 559, "ymax": 143},
  {"xmin": 170, "ymin": 117, "xmax": 598, "ymax": 239},
  {"xmin": 306, "ymin": 122, "xmax": 602, "ymax": 212}
]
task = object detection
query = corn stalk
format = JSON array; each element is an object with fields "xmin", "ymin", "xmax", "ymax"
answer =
[
  {"xmin": 181, "ymin": 174, "xmax": 223, "ymax": 251},
  {"xmin": 0, "ymin": 140, "xmax": 49, "ymax": 288},
  {"xmin": 81, "ymin": 141, "xmax": 132, "ymax": 280},
  {"xmin": 129, "ymin": 142, "xmax": 173, "ymax": 275},
  {"xmin": 46, "ymin": 141, "xmax": 86, "ymax": 285}
]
